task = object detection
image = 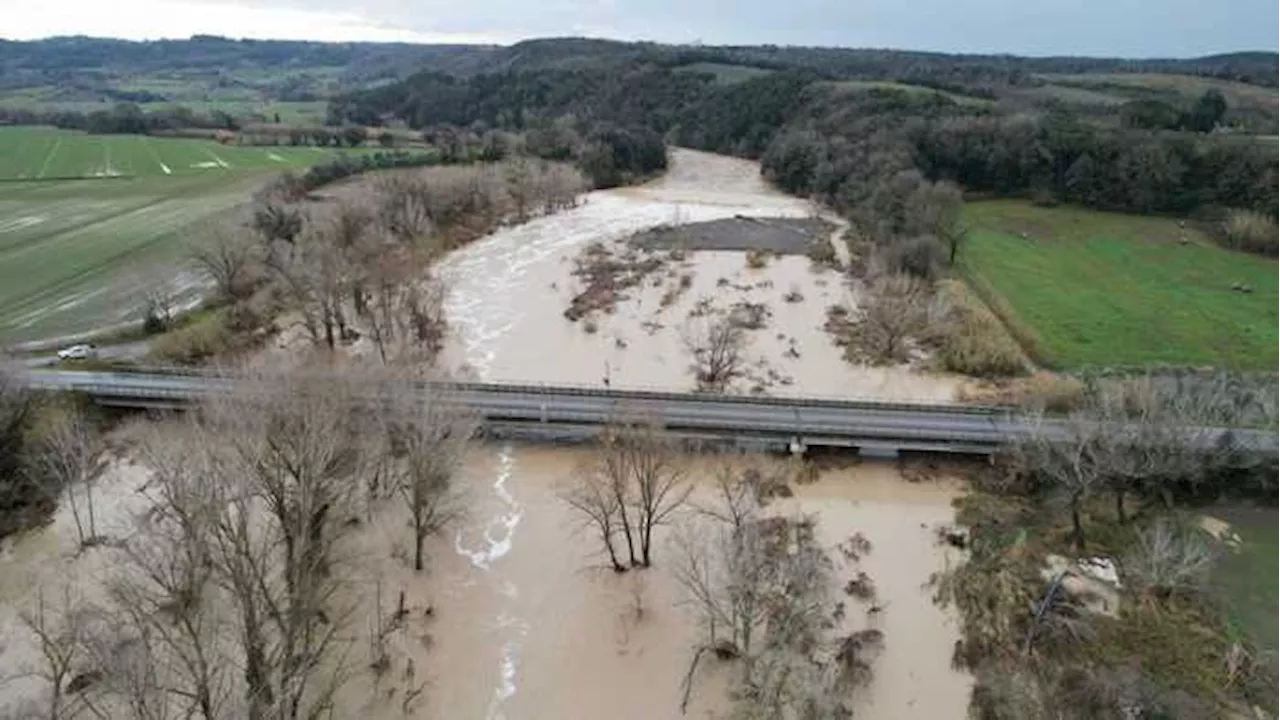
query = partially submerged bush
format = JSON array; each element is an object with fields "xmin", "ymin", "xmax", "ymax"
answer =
[
  {"xmin": 846, "ymin": 273, "xmax": 929, "ymax": 365},
  {"xmin": 806, "ymin": 236, "xmax": 839, "ymax": 268},
  {"xmin": 745, "ymin": 248, "xmax": 771, "ymax": 269}
]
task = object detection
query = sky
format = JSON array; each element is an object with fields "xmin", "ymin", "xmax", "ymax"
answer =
[{"xmin": 2, "ymin": 0, "xmax": 1277, "ymax": 57}]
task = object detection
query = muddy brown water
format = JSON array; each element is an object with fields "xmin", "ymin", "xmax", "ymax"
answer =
[
  {"xmin": 437, "ymin": 147, "xmax": 969, "ymax": 401},
  {"xmin": 0, "ymin": 149, "xmax": 974, "ymax": 719},
  {"xmin": 407, "ymin": 446, "xmax": 973, "ymax": 719}
]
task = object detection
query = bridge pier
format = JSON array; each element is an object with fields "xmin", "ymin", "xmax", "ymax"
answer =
[{"xmin": 858, "ymin": 444, "xmax": 901, "ymax": 461}]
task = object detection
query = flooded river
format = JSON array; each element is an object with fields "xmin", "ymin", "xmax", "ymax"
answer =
[
  {"xmin": 0, "ymin": 149, "xmax": 973, "ymax": 720},
  {"xmin": 438, "ymin": 148, "xmax": 967, "ymax": 402},
  {"xmin": 406, "ymin": 446, "xmax": 973, "ymax": 719}
]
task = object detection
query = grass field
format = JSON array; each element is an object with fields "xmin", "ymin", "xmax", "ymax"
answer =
[
  {"xmin": 0, "ymin": 174, "xmax": 269, "ymax": 342},
  {"xmin": 1041, "ymin": 72, "xmax": 1279, "ymax": 112},
  {"xmin": 0, "ymin": 97, "xmax": 329, "ymax": 125},
  {"xmin": 0, "ymin": 127, "xmax": 383, "ymax": 343},
  {"xmin": 958, "ymin": 200, "xmax": 1278, "ymax": 370},
  {"xmin": 0, "ymin": 126, "xmax": 368, "ymax": 181}
]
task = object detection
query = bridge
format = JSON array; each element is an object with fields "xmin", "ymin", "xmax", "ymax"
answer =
[
  {"xmin": 24, "ymin": 369, "xmax": 1009, "ymax": 454},
  {"xmin": 20, "ymin": 369, "xmax": 1278, "ymax": 457}
]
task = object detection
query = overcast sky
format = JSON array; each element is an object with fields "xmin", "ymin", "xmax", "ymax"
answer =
[{"xmin": 3, "ymin": 0, "xmax": 1277, "ymax": 57}]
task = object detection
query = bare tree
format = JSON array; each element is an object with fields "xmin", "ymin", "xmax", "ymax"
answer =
[
  {"xmin": 383, "ymin": 385, "xmax": 475, "ymax": 571},
  {"xmin": 1016, "ymin": 409, "xmax": 1108, "ymax": 551},
  {"xmin": 189, "ymin": 222, "xmax": 259, "ymax": 304},
  {"xmin": 160, "ymin": 369, "xmax": 375, "ymax": 719},
  {"xmin": 140, "ymin": 278, "xmax": 179, "ymax": 333},
  {"xmin": 561, "ymin": 419, "xmax": 689, "ymax": 570},
  {"xmin": 374, "ymin": 174, "xmax": 434, "ymax": 244},
  {"xmin": 851, "ymin": 273, "xmax": 928, "ymax": 364},
  {"xmin": 504, "ymin": 158, "xmax": 533, "ymax": 221},
  {"xmin": 102, "ymin": 425, "xmax": 232, "ymax": 720},
  {"xmin": 682, "ymin": 312, "xmax": 746, "ymax": 393},
  {"xmin": 560, "ymin": 456, "xmax": 628, "ymax": 572},
  {"xmin": 21, "ymin": 585, "xmax": 103, "ymax": 720},
  {"xmin": 614, "ymin": 421, "xmax": 689, "ymax": 567},
  {"xmin": 267, "ymin": 225, "xmax": 349, "ymax": 350},
  {"xmin": 35, "ymin": 406, "xmax": 103, "ymax": 548}
]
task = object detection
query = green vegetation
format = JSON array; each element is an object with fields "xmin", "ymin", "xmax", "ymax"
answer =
[
  {"xmin": 958, "ymin": 200, "xmax": 1278, "ymax": 370},
  {"xmin": 0, "ymin": 126, "xmax": 378, "ymax": 180},
  {"xmin": 672, "ymin": 62, "xmax": 774, "ymax": 85},
  {"xmin": 827, "ymin": 79, "xmax": 995, "ymax": 105},
  {"xmin": 1044, "ymin": 72, "xmax": 1279, "ymax": 111},
  {"xmin": 0, "ymin": 127, "xmax": 397, "ymax": 342},
  {"xmin": 0, "ymin": 173, "xmax": 262, "ymax": 342}
]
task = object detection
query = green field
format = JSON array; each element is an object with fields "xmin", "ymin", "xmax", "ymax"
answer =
[
  {"xmin": 1041, "ymin": 72, "xmax": 1280, "ymax": 111},
  {"xmin": 0, "ymin": 98, "xmax": 328, "ymax": 126},
  {"xmin": 958, "ymin": 200, "xmax": 1279, "ymax": 369},
  {"xmin": 0, "ymin": 127, "xmax": 382, "ymax": 343},
  {"xmin": 0, "ymin": 126, "xmax": 362, "ymax": 181}
]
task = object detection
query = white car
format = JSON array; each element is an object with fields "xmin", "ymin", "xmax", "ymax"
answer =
[{"xmin": 57, "ymin": 344, "xmax": 96, "ymax": 361}]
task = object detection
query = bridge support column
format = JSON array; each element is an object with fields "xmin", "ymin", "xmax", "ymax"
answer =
[{"xmin": 858, "ymin": 444, "xmax": 900, "ymax": 460}]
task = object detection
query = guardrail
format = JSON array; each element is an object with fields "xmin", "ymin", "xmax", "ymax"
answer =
[{"xmin": 29, "ymin": 367, "xmax": 1012, "ymax": 415}]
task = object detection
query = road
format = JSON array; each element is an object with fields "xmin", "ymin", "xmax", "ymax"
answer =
[
  {"xmin": 19, "ymin": 369, "xmax": 1279, "ymax": 456},
  {"xmin": 20, "ymin": 341, "xmax": 151, "ymax": 368}
]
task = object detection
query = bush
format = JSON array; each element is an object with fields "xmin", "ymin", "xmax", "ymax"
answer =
[
  {"xmin": 930, "ymin": 280, "xmax": 1027, "ymax": 377},
  {"xmin": 806, "ymin": 236, "xmax": 838, "ymax": 267},
  {"xmin": 745, "ymin": 249, "xmax": 771, "ymax": 269},
  {"xmin": 1221, "ymin": 209, "xmax": 1278, "ymax": 256},
  {"xmin": 1005, "ymin": 372, "xmax": 1087, "ymax": 412},
  {"xmin": 149, "ymin": 312, "xmax": 235, "ymax": 365},
  {"xmin": 1123, "ymin": 518, "xmax": 1216, "ymax": 603},
  {"xmin": 878, "ymin": 235, "xmax": 946, "ymax": 281}
]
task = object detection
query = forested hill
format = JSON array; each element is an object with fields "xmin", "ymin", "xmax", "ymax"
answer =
[{"xmin": 329, "ymin": 38, "xmax": 1279, "ymax": 222}]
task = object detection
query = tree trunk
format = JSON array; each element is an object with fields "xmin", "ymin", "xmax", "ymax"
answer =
[
  {"xmin": 617, "ymin": 503, "xmax": 638, "ymax": 567},
  {"xmin": 413, "ymin": 521, "xmax": 425, "ymax": 572},
  {"xmin": 85, "ymin": 480, "xmax": 97, "ymax": 540},
  {"xmin": 640, "ymin": 521, "xmax": 653, "ymax": 567},
  {"xmin": 602, "ymin": 531, "xmax": 625, "ymax": 573},
  {"xmin": 1114, "ymin": 488, "xmax": 1126, "ymax": 524},
  {"xmin": 1070, "ymin": 496, "xmax": 1086, "ymax": 552}
]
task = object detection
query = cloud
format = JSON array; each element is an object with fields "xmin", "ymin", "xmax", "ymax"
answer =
[{"xmin": 6, "ymin": 0, "xmax": 1278, "ymax": 56}]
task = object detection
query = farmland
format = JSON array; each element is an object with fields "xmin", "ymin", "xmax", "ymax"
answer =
[
  {"xmin": 0, "ymin": 126, "xmax": 367, "ymax": 180},
  {"xmin": 958, "ymin": 199, "xmax": 1278, "ymax": 370},
  {"xmin": 0, "ymin": 127, "xmax": 384, "ymax": 343}
]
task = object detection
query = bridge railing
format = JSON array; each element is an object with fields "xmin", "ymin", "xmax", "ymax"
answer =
[{"xmin": 28, "ymin": 367, "xmax": 1013, "ymax": 415}]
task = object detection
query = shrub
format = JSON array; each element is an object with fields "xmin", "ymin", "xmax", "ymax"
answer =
[
  {"xmin": 745, "ymin": 249, "xmax": 771, "ymax": 269},
  {"xmin": 1221, "ymin": 209, "xmax": 1278, "ymax": 256},
  {"xmin": 930, "ymin": 280, "xmax": 1027, "ymax": 377},
  {"xmin": 806, "ymin": 236, "xmax": 838, "ymax": 267},
  {"xmin": 1124, "ymin": 518, "xmax": 1216, "ymax": 603},
  {"xmin": 1012, "ymin": 372, "xmax": 1086, "ymax": 412},
  {"xmin": 878, "ymin": 235, "xmax": 946, "ymax": 281},
  {"xmin": 149, "ymin": 312, "xmax": 235, "ymax": 365}
]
